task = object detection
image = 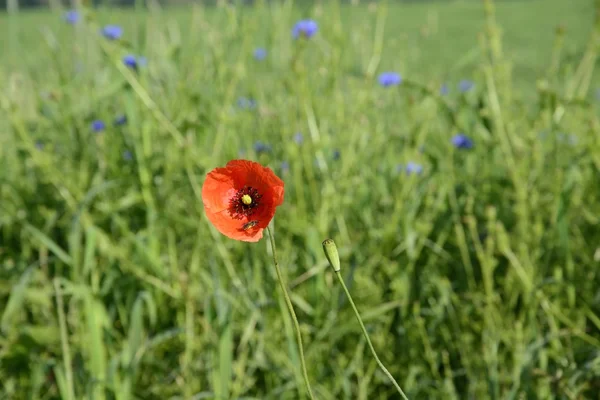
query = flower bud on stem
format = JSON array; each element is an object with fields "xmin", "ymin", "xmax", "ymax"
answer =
[{"xmin": 322, "ymin": 239, "xmax": 409, "ymax": 400}]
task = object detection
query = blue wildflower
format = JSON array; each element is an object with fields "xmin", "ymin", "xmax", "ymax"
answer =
[
  {"xmin": 237, "ymin": 97, "xmax": 257, "ymax": 110},
  {"xmin": 91, "ymin": 120, "xmax": 106, "ymax": 133},
  {"xmin": 102, "ymin": 25, "xmax": 123, "ymax": 40},
  {"xmin": 254, "ymin": 141, "xmax": 272, "ymax": 154},
  {"xmin": 254, "ymin": 48, "xmax": 267, "ymax": 61},
  {"xmin": 378, "ymin": 72, "xmax": 402, "ymax": 88},
  {"xmin": 35, "ymin": 141, "xmax": 44, "ymax": 150},
  {"xmin": 281, "ymin": 161, "xmax": 290, "ymax": 172},
  {"xmin": 64, "ymin": 10, "xmax": 80, "ymax": 24},
  {"xmin": 123, "ymin": 150, "xmax": 133, "ymax": 161},
  {"xmin": 406, "ymin": 162, "xmax": 423, "ymax": 175},
  {"xmin": 292, "ymin": 19, "xmax": 318, "ymax": 39},
  {"xmin": 123, "ymin": 54, "xmax": 146, "ymax": 69},
  {"xmin": 595, "ymin": 88, "xmax": 600, "ymax": 101},
  {"xmin": 440, "ymin": 83, "xmax": 449, "ymax": 96},
  {"xmin": 123, "ymin": 55, "xmax": 137, "ymax": 68},
  {"xmin": 114, "ymin": 115, "xmax": 127, "ymax": 126},
  {"xmin": 293, "ymin": 132, "xmax": 304, "ymax": 145},
  {"xmin": 458, "ymin": 80, "xmax": 474, "ymax": 93},
  {"xmin": 332, "ymin": 149, "xmax": 341, "ymax": 160},
  {"xmin": 452, "ymin": 133, "xmax": 474, "ymax": 149},
  {"xmin": 397, "ymin": 162, "xmax": 423, "ymax": 176}
]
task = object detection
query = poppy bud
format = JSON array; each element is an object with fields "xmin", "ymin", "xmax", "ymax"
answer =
[{"xmin": 322, "ymin": 239, "xmax": 340, "ymax": 272}]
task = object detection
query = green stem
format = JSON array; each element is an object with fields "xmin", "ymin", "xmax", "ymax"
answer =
[
  {"xmin": 335, "ymin": 271, "xmax": 409, "ymax": 400},
  {"xmin": 54, "ymin": 279, "xmax": 75, "ymax": 400},
  {"xmin": 266, "ymin": 227, "xmax": 315, "ymax": 400}
]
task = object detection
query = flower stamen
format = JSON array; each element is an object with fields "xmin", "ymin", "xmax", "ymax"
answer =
[
  {"xmin": 229, "ymin": 185, "xmax": 263, "ymax": 219},
  {"xmin": 242, "ymin": 194, "xmax": 253, "ymax": 205}
]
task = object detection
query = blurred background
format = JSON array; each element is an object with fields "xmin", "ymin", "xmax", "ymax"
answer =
[
  {"xmin": 0, "ymin": 0, "xmax": 541, "ymax": 9},
  {"xmin": 1, "ymin": 0, "xmax": 600, "ymax": 399}
]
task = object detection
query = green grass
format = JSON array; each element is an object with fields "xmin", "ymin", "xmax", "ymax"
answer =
[{"xmin": 1, "ymin": 0, "xmax": 600, "ymax": 398}]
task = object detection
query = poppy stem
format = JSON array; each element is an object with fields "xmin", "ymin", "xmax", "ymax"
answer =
[
  {"xmin": 333, "ymin": 270, "xmax": 409, "ymax": 399},
  {"xmin": 265, "ymin": 226, "xmax": 316, "ymax": 400}
]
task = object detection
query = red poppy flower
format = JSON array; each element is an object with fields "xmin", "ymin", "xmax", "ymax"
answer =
[{"xmin": 202, "ymin": 160, "xmax": 285, "ymax": 242}]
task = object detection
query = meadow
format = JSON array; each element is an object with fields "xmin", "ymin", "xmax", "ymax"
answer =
[{"xmin": 1, "ymin": 0, "xmax": 600, "ymax": 398}]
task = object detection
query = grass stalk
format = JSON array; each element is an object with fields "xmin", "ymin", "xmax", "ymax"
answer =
[{"xmin": 54, "ymin": 279, "xmax": 75, "ymax": 400}]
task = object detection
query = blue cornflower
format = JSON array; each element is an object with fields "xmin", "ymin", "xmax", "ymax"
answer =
[
  {"xmin": 281, "ymin": 161, "xmax": 290, "ymax": 172},
  {"xmin": 101, "ymin": 25, "xmax": 123, "ymax": 40},
  {"xmin": 254, "ymin": 141, "xmax": 272, "ymax": 154},
  {"xmin": 292, "ymin": 19, "xmax": 318, "ymax": 39},
  {"xmin": 440, "ymin": 83, "xmax": 449, "ymax": 96},
  {"xmin": 254, "ymin": 48, "xmax": 267, "ymax": 61},
  {"xmin": 91, "ymin": 120, "xmax": 106, "ymax": 133},
  {"xmin": 397, "ymin": 162, "xmax": 423, "ymax": 176},
  {"xmin": 123, "ymin": 55, "xmax": 146, "ymax": 69},
  {"xmin": 64, "ymin": 10, "xmax": 80, "ymax": 24},
  {"xmin": 123, "ymin": 150, "xmax": 133, "ymax": 161},
  {"xmin": 332, "ymin": 149, "xmax": 341, "ymax": 160},
  {"xmin": 35, "ymin": 141, "xmax": 45, "ymax": 150},
  {"xmin": 405, "ymin": 162, "xmax": 423, "ymax": 175},
  {"xmin": 293, "ymin": 132, "xmax": 304, "ymax": 145},
  {"xmin": 114, "ymin": 115, "xmax": 127, "ymax": 126},
  {"xmin": 378, "ymin": 72, "xmax": 402, "ymax": 88},
  {"xmin": 458, "ymin": 80, "xmax": 474, "ymax": 93},
  {"xmin": 123, "ymin": 55, "xmax": 137, "ymax": 68},
  {"xmin": 237, "ymin": 97, "xmax": 257, "ymax": 110},
  {"xmin": 452, "ymin": 133, "xmax": 474, "ymax": 149}
]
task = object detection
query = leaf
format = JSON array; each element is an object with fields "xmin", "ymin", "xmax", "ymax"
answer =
[
  {"xmin": 84, "ymin": 290, "xmax": 108, "ymax": 400},
  {"xmin": 1, "ymin": 267, "xmax": 34, "ymax": 333},
  {"xmin": 24, "ymin": 224, "xmax": 72, "ymax": 266}
]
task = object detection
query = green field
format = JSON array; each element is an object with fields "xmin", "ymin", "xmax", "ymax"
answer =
[{"xmin": 2, "ymin": 0, "xmax": 600, "ymax": 398}]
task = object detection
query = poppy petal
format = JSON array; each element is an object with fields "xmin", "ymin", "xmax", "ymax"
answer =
[
  {"xmin": 202, "ymin": 159, "xmax": 285, "ymax": 242},
  {"xmin": 206, "ymin": 209, "xmax": 266, "ymax": 242},
  {"xmin": 226, "ymin": 160, "xmax": 284, "ymax": 204},
  {"xmin": 202, "ymin": 168, "xmax": 236, "ymax": 213}
]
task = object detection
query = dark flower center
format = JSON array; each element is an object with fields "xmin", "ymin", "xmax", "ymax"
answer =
[{"xmin": 229, "ymin": 186, "xmax": 262, "ymax": 219}]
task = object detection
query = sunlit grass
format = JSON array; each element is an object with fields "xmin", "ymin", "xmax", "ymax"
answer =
[{"xmin": 1, "ymin": 0, "xmax": 600, "ymax": 399}]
